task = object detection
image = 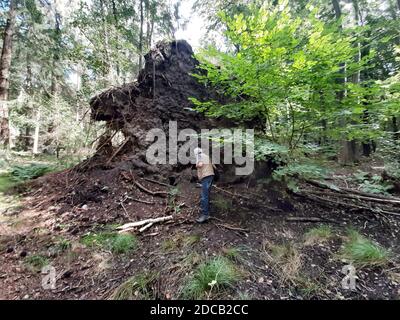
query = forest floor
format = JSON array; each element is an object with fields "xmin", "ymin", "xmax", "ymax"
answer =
[{"xmin": 0, "ymin": 156, "xmax": 400, "ymax": 300}]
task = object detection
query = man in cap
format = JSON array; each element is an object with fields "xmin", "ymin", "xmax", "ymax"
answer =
[{"xmin": 193, "ymin": 147, "xmax": 215, "ymax": 223}]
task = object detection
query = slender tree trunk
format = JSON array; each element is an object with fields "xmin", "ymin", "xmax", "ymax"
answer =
[
  {"xmin": 138, "ymin": 0, "xmax": 144, "ymax": 71},
  {"xmin": 111, "ymin": 0, "xmax": 121, "ymax": 82},
  {"xmin": 0, "ymin": 0, "xmax": 17, "ymax": 147},
  {"xmin": 332, "ymin": 0, "xmax": 358, "ymax": 165},
  {"xmin": 25, "ymin": 52, "xmax": 33, "ymax": 151},
  {"xmin": 33, "ymin": 107, "xmax": 41, "ymax": 155},
  {"xmin": 393, "ymin": 116, "xmax": 399, "ymax": 140}
]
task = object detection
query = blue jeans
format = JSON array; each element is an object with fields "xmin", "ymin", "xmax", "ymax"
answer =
[{"xmin": 200, "ymin": 175, "xmax": 214, "ymax": 216}]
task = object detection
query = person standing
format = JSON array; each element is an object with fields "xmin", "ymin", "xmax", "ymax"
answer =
[{"xmin": 193, "ymin": 147, "xmax": 215, "ymax": 223}]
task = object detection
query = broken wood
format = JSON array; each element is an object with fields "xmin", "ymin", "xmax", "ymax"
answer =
[
  {"xmin": 117, "ymin": 215, "xmax": 173, "ymax": 231},
  {"xmin": 139, "ymin": 222, "xmax": 154, "ymax": 233}
]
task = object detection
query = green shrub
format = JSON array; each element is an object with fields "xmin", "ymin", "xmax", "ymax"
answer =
[{"xmin": 10, "ymin": 163, "xmax": 56, "ymax": 182}]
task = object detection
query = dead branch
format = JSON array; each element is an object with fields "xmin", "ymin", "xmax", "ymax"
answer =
[
  {"xmin": 123, "ymin": 171, "xmax": 168, "ymax": 198},
  {"xmin": 215, "ymin": 223, "xmax": 249, "ymax": 233},
  {"xmin": 117, "ymin": 215, "xmax": 173, "ymax": 232},
  {"xmin": 307, "ymin": 179, "xmax": 400, "ymax": 202},
  {"xmin": 309, "ymin": 189, "xmax": 400, "ymax": 206},
  {"xmin": 144, "ymin": 178, "xmax": 171, "ymax": 188},
  {"xmin": 286, "ymin": 217, "xmax": 336, "ymax": 223},
  {"xmin": 139, "ymin": 222, "xmax": 154, "ymax": 233},
  {"xmin": 125, "ymin": 196, "xmax": 156, "ymax": 205},
  {"xmin": 213, "ymin": 185, "xmax": 251, "ymax": 200},
  {"xmin": 295, "ymin": 191, "xmax": 400, "ymax": 217}
]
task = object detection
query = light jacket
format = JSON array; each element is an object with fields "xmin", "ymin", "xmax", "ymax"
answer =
[{"xmin": 196, "ymin": 153, "xmax": 215, "ymax": 181}]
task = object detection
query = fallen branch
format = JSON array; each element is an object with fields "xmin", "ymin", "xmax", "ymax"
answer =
[
  {"xmin": 117, "ymin": 215, "xmax": 173, "ymax": 232},
  {"xmin": 125, "ymin": 196, "xmax": 156, "ymax": 205},
  {"xmin": 309, "ymin": 189, "xmax": 400, "ymax": 206},
  {"xmin": 307, "ymin": 179, "xmax": 400, "ymax": 202},
  {"xmin": 134, "ymin": 180, "xmax": 168, "ymax": 197},
  {"xmin": 295, "ymin": 191, "xmax": 400, "ymax": 217},
  {"xmin": 139, "ymin": 222, "xmax": 154, "ymax": 233},
  {"xmin": 144, "ymin": 178, "xmax": 172, "ymax": 188},
  {"xmin": 215, "ymin": 223, "xmax": 249, "ymax": 233},
  {"xmin": 286, "ymin": 217, "xmax": 336, "ymax": 223},
  {"xmin": 213, "ymin": 185, "xmax": 251, "ymax": 200}
]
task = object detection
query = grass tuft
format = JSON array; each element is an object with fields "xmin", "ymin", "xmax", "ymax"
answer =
[
  {"xmin": 222, "ymin": 246, "xmax": 247, "ymax": 262},
  {"xmin": 182, "ymin": 256, "xmax": 240, "ymax": 299},
  {"xmin": 340, "ymin": 229, "xmax": 390, "ymax": 267},
  {"xmin": 111, "ymin": 234, "xmax": 137, "ymax": 254},
  {"xmin": 110, "ymin": 272, "xmax": 158, "ymax": 300},
  {"xmin": 263, "ymin": 241, "xmax": 302, "ymax": 284},
  {"xmin": 304, "ymin": 225, "xmax": 333, "ymax": 245},
  {"xmin": 25, "ymin": 255, "xmax": 49, "ymax": 271},
  {"xmin": 81, "ymin": 231, "xmax": 137, "ymax": 254}
]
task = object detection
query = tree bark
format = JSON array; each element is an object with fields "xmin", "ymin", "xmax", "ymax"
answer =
[
  {"xmin": 332, "ymin": 0, "xmax": 358, "ymax": 165},
  {"xmin": 138, "ymin": 0, "xmax": 144, "ymax": 71},
  {"xmin": 33, "ymin": 108, "xmax": 41, "ymax": 155},
  {"xmin": 0, "ymin": 0, "xmax": 17, "ymax": 147}
]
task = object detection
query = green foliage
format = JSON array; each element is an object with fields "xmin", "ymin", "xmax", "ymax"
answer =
[
  {"xmin": 81, "ymin": 231, "xmax": 137, "ymax": 254},
  {"xmin": 9, "ymin": 163, "xmax": 56, "ymax": 182},
  {"xmin": 273, "ymin": 163, "xmax": 329, "ymax": 188},
  {"xmin": 24, "ymin": 255, "xmax": 49, "ymax": 272},
  {"xmin": 192, "ymin": 3, "xmax": 374, "ymax": 149},
  {"xmin": 0, "ymin": 175, "xmax": 16, "ymax": 193},
  {"xmin": 55, "ymin": 238, "xmax": 72, "ymax": 252},
  {"xmin": 340, "ymin": 229, "xmax": 390, "ymax": 268},
  {"xmin": 110, "ymin": 234, "xmax": 137, "ymax": 254},
  {"xmin": 352, "ymin": 170, "xmax": 393, "ymax": 195},
  {"xmin": 254, "ymin": 138, "xmax": 290, "ymax": 162},
  {"xmin": 182, "ymin": 256, "xmax": 240, "ymax": 299},
  {"xmin": 110, "ymin": 272, "xmax": 158, "ymax": 300},
  {"xmin": 168, "ymin": 187, "xmax": 183, "ymax": 214}
]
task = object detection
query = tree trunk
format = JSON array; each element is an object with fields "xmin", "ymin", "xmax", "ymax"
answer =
[
  {"xmin": 33, "ymin": 108, "xmax": 41, "ymax": 155},
  {"xmin": 138, "ymin": 0, "xmax": 144, "ymax": 71},
  {"xmin": 393, "ymin": 116, "xmax": 399, "ymax": 140},
  {"xmin": 0, "ymin": 0, "xmax": 17, "ymax": 147},
  {"xmin": 332, "ymin": 0, "xmax": 358, "ymax": 165}
]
